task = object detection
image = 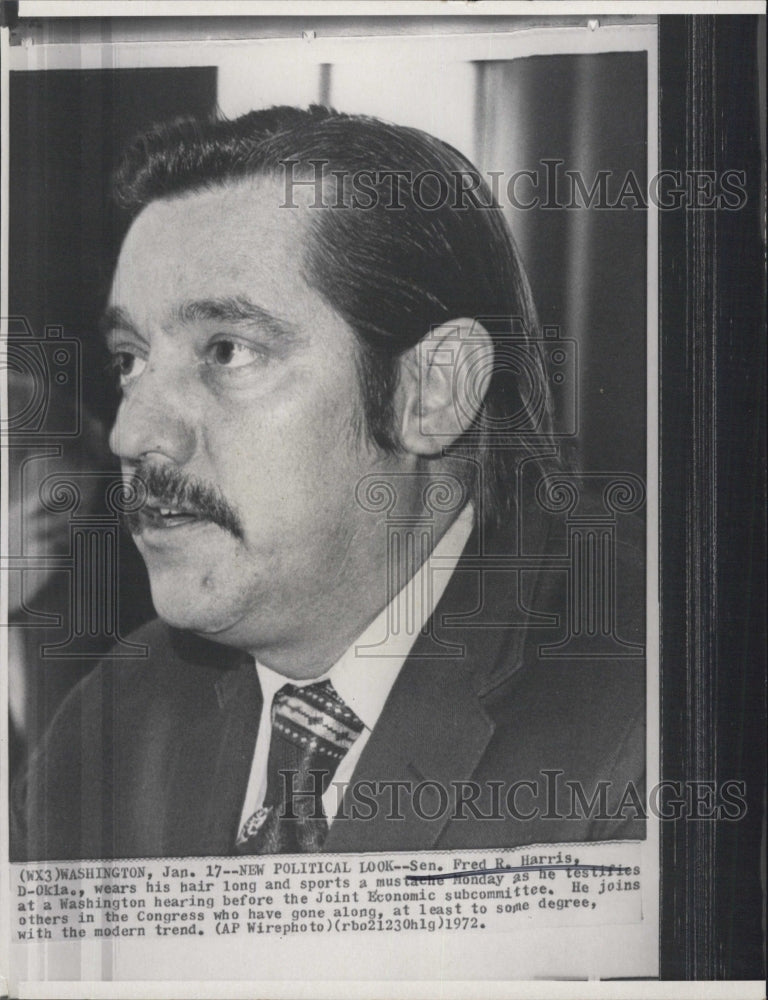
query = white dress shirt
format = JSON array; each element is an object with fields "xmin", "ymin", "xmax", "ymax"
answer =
[{"xmin": 238, "ymin": 503, "xmax": 474, "ymax": 831}]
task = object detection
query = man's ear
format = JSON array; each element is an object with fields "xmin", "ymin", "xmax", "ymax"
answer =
[{"xmin": 397, "ymin": 317, "xmax": 493, "ymax": 456}]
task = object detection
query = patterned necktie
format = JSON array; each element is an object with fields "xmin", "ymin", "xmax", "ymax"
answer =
[{"xmin": 236, "ymin": 679, "xmax": 365, "ymax": 854}]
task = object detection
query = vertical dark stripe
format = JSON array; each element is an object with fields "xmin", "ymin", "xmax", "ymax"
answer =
[
  {"xmin": 660, "ymin": 14, "xmax": 765, "ymax": 978},
  {"xmin": 472, "ymin": 60, "xmax": 488, "ymax": 165},
  {"xmin": 318, "ymin": 63, "xmax": 332, "ymax": 107}
]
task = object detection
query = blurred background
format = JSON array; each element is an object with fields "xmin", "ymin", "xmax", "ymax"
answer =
[{"xmin": 6, "ymin": 15, "xmax": 649, "ymax": 772}]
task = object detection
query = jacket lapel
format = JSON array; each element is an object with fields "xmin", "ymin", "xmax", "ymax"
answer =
[
  {"xmin": 324, "ymin": 659, "xmax": 494, "ymax": 854},
  {"xmin": 160, "ymin": 636, "xmax": 262, "ymax": 857},
  {"xmin": 325, "ymin": 528, "xmax": 516, "ymax": 854}
]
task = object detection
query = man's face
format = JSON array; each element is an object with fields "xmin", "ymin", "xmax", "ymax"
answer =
[{"xmin": 107, "ymin": 179, "xmax": 407, "ymax": 664}]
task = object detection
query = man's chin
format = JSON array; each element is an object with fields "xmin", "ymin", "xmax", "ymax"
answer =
[
  {"xmin": 146, "ymin": 573, "xmax": 247, "ymax": 639},
  {"xmin": 139, "ymin": 539, "xmax": 281, "ymax": 646}
]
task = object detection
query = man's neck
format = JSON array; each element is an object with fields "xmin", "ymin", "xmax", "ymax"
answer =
[{"xmin": 248, "ymin": 503, "xmax": 474, "ymax": 680}]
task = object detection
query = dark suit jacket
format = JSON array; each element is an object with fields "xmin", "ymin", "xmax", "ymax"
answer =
[{"xmin": 11, "ymin": 520, "xmax": 645, "ymax": 860}]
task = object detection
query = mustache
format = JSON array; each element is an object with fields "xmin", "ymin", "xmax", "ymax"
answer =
[{"xmin": 120, "ymin": 464, "xmax": 244, "ymax": 540}]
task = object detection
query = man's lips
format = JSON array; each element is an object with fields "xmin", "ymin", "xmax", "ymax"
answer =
[{"xmin": 138, "ymin": 502, "xmax": 206, "ymax": 530}]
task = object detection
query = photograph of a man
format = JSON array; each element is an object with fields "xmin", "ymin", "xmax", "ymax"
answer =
[{"xmin": 11, "ymin": 105, "xmax": 645, "ymax": 861}]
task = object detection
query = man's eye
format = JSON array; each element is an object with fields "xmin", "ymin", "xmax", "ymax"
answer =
[
  {"xmin": 110, "ymin": 351, "xmax": 147, "ymax": 386},
  {"xmin": 210, "ymin": 340, "xmax": 263, "ymax": 368}
]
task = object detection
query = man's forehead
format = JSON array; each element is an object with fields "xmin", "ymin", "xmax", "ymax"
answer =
[
  {"xmin": 111, "ymin": 176, "xmax": 313, "ymax": 309},
  {"xmin": 104, "ymin": 175, "xmax": 356, "ymax": 345},
  {"xmin": 117, "ymin": 176, "xmax": 308, "ymax": 266}
]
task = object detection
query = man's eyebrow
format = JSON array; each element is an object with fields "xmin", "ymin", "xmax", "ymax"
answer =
[
  {"xmin": 99, "ymin": 305, "xmax": 137, "ymax": 341},
  {"xmin": 174, "ymin": 296, "xmax": 299, "ymax": 340}
]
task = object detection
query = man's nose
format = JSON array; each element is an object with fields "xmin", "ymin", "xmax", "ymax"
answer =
[{"xmin": 109, "ymin": 366, "xmax": 196, "ymax": 467}]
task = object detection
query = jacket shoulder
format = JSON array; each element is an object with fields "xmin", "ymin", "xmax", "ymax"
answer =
[{"xmin": 10, "ymin": 621, "xmax": 241, "ymax": 861}]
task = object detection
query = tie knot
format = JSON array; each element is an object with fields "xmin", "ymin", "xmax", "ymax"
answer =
[{"xmin": 272, "ymin": 679, "xmax": 364, "ymax": 762}]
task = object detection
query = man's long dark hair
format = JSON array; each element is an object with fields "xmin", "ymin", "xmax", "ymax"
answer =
[{"xmin": 113, "ymin": 105, "xmax": 554, "ymax": 529}]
